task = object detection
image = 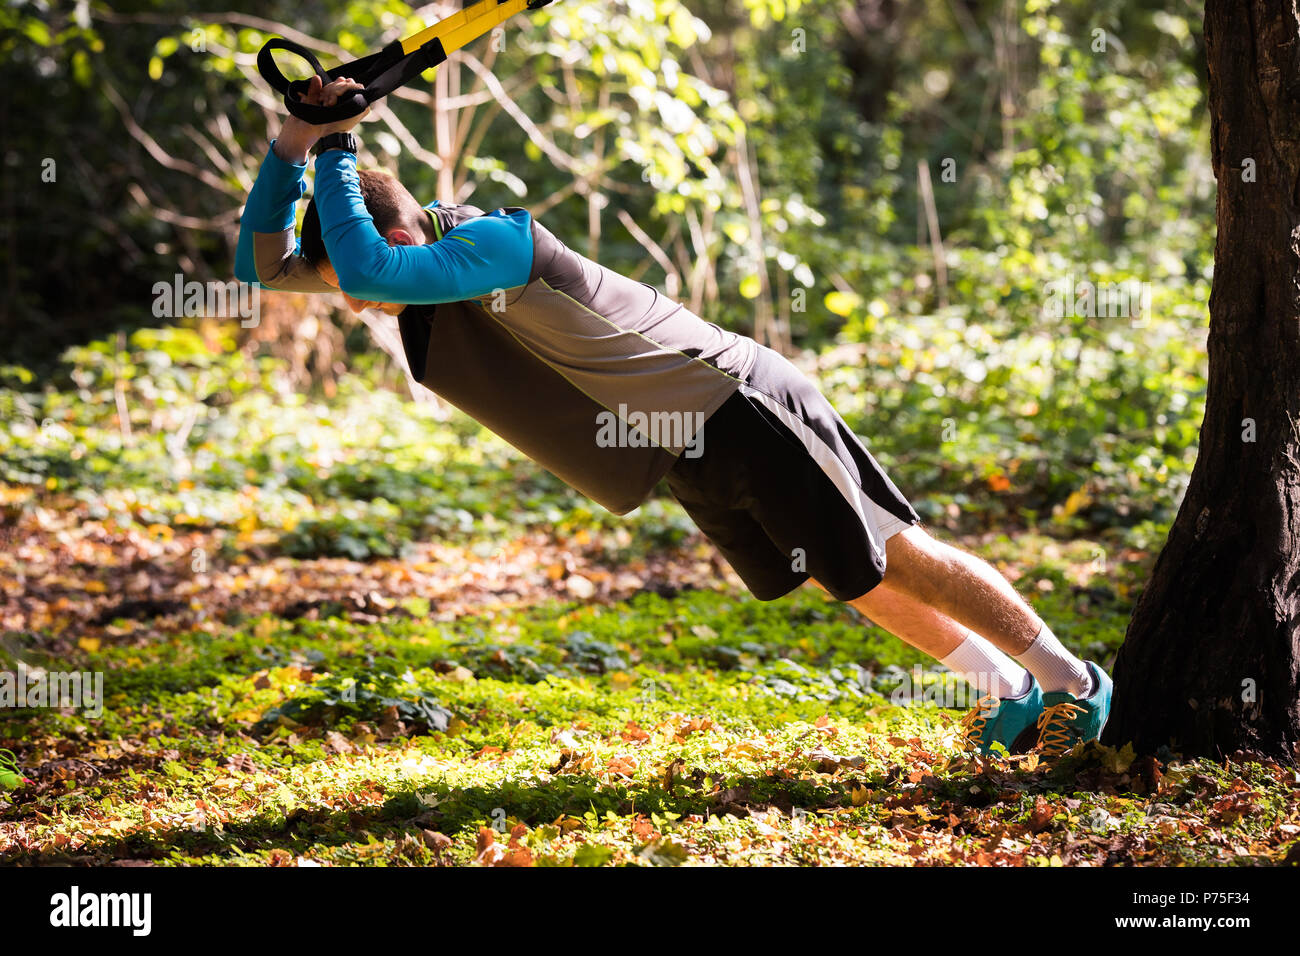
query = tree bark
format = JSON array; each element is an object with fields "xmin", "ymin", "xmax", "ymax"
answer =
[{"xmin": 1106, "ymin": 0, "xmax": 1300, "ymax": 761}]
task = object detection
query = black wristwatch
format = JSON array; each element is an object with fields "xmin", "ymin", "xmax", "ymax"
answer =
[{"xmin": 313, "ymin": 132, "xmax": 358, "ymax": 156}]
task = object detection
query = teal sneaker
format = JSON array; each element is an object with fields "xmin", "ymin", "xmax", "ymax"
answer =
[
  {"xmin": 1033, "ymin": 662, "xmax": 1113, "ymax": 757},
  {"xmin": 960, "ymin": 677, "xmax": 1045, "ymax": 756}
]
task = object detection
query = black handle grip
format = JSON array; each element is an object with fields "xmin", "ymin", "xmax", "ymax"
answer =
[
  {"xmin": 282, "ymin": 83, "xmax": 372, "ymax": 123},
  {"xmin": 256, "ymin": 17, "xmax": 506, "ymax": 125},
  {"xmin": 256, "ymin": 38, "xmax": 380, "ymax": 124},
  {"xmin": 256, "ymin": 39, "xmax": 326, "ymax": 95}
]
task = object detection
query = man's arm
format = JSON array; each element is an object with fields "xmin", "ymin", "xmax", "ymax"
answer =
[
  {"xmin": 234, "ymin": 140, "xmax": 334, "ymax": 292},
  {"xmin": 234, "ymin": 77, "xmax": 365, "ymax": 292},
  {"xmin": 313, "ymin": 149, "xmax": 534, "ymax": 304}
]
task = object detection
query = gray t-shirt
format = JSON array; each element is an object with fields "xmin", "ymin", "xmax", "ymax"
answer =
[{"xmin": 397, "ymin": 202, "xmax": 758, "ymax": 514}]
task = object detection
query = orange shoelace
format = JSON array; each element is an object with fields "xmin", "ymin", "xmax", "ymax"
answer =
[
  {"xmin": 1034, "ymin": 701, "xmax": 1087, "ymax": 757},
  {"xmin": 959, "ymin": 696, "xmax": 999, "ymax": 750}
]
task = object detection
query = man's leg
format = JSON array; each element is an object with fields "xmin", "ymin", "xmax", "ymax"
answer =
[
  {"xmin": 661, "ymin": 347, "xmax": 1105, "ymax": 748},
  {"xmin": 823, "ymin": 577, "xmax": 970, "ymax": 658},
  {"xmin": 811, "ymin": 576, "xmax": 1030, "ymax": 701},
  {"xmin": 875, "ymin": 525, "xmax": 1041, "ymax": 653},
  {"xmin": 876, "ymin": 524, "xmax": 1093, "ymax": 698}
]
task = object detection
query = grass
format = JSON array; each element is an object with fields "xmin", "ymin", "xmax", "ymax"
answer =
[
  {"xmin": 1, "ymin": 338, "xmax": 1295, "ymax": 867},
  {"xmin": 3, "ymin": 509, "xmax": 1297, "ymax": 867}
]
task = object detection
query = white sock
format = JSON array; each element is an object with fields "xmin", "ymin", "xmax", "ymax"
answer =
[
  {"xmin": 940, "ymin": 630, "xmax": 1032, "ymax": 700},
  {"xmin": 1014, "ymin": 623, "xmax": 1093, "ymax": 697}
]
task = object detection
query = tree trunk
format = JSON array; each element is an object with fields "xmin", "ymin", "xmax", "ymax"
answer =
[{"xmin": 1105, "ymin": 0, "xmax": 1300, "ymax": 761}]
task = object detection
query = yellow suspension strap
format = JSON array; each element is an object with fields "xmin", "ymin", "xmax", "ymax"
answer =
[{"xmin": 257, "ymin": 0, "xmax": 553, "ymax": 124}]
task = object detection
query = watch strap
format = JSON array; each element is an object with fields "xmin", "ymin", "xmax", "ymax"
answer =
[{"xmin": 313, "ymin": 132, "xmax": 358, "ymax": 156}]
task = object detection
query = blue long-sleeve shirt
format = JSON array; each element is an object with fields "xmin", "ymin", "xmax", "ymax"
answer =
[
  {"xmin": 234, "ymin": 144, "xmax": 314, "ymax": 288},
  {"xmin": 313, "ymin": 150, "xmax": 533, "ymax": 303},
  {"xmin": 235, "ymin": 145, "xmax": 534, "ymax": 300}
]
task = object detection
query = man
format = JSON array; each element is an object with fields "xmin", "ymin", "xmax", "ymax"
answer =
[{"xmin": 235, "ymin": 76, "xmax": 1112, "ymax": 757}]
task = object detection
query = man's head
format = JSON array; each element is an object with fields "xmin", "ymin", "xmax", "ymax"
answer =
[{"xmin": 301, "ymin": 168, "xmax": 432, "ymax": 314}]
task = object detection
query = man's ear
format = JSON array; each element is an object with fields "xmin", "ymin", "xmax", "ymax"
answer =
[{"xmin": 385, "ymin": 228, "xmax": 417, "ymax": 247}]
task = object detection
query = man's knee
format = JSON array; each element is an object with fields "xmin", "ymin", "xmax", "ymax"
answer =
[{"xmin": 880, "ymin": 525, "xmax": 945, "ymax": 604}]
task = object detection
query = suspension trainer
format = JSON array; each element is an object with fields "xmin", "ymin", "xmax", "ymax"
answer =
[{"xmin": 257, "ymin": 0, "xmax": 555, "ymax": 124}]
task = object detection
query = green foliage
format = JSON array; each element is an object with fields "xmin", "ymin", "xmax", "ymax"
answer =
[
  {"xmin": 0, "ymin": 0, "xmax": 1217, "ymax": 537},
  {"xmin": 254, "ymin": 670, "xmax": 454, "ymax": 736},
  {"xmin": 0, "ymin": 750, "xmax": 29, "ymax": 791},
  {"xmin": 6, "ymin": 525, "xmax": 1294, "ymax": 866},
  {"xmin": 0, "ymin": 328, "xmax": 725, "ymax": 561},
  {"xmin": 828, "ymin": 278, "xmax": 1206, "ymax": 528},
  {"xmin": 0, "ymin": 307, "xmax": 1203, "ymax": 550},
  {"xmin": 279, "ymin": 504, "xmax": 416, "ymax": 560},
  {"xmin": 4, "ymin": 0, "xmax": 1214, "ymax": 370}
]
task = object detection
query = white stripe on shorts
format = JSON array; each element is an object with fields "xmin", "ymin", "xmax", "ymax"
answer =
[{"xmin": 738, "ymin": 384, "xmax": 910, "ymax": 561}]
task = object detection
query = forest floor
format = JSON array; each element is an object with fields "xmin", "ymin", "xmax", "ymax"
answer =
[{"xmin": 3, "ymin": 488, "xmax": 1298, "ymax": 867}]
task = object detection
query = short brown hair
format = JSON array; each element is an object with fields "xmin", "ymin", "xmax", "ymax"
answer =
[{"xmin": 300, "ymin": 168, "xmax": 419, "ymax": 269}]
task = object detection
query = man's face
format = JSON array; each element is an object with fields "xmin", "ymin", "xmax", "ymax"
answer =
[{"xmin": 315, "ymin": 261, "xmax": 405, "ymax": 316}]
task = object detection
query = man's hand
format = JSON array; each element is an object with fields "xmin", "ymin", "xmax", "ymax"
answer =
[{"xmin": 271, "ymin": 76, "xmax": 371, "ymax": 165}]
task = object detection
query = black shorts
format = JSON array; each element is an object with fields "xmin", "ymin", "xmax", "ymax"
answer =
[{"xmin": 665, "ymin": 346, "xmax": 920, "ymax": 601}]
